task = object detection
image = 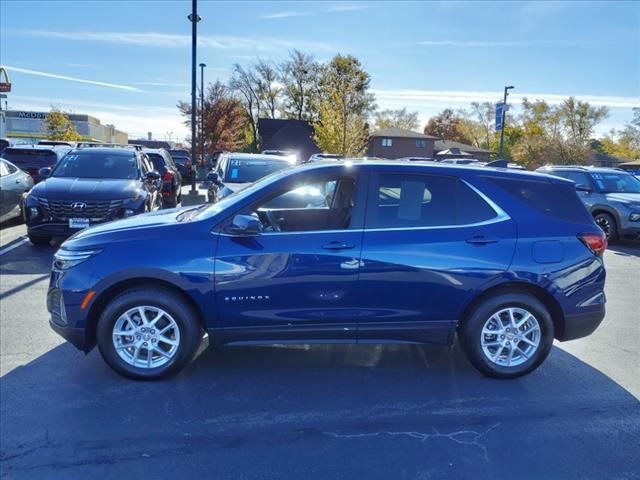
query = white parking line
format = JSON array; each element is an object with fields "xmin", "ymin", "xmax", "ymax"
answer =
[{"xmin": 0, "ymin": 237, "xmax": 29, "ymax": 256}]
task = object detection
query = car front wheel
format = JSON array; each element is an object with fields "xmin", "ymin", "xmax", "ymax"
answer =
[
  {"xmin": 459, "ymin": 292, "xmax": 554, "ymax": 379},
  {"xmin": 97, "ymin": 288, "xmax": 202, "ymax": 380},
  {"xmin": 594, "ymin": 212, "xmax": 617, "ymax": 241}
]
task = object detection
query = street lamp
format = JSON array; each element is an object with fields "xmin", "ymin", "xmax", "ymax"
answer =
[
  {"xmin": 498, "ymin": 85, "xmax": 514, "ymax": 159},
  {"xmin": 188, "ymin": 0, "xmax": 201, "ymax": 194},
  {"xmin": 199, "ymin": 62, "xmax": 206, "ymax": 169}
]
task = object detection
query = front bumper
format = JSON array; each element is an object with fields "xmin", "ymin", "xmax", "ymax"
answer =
[
  {"xmin": 557, "ymin": 304, "xmax": 606, "ymax": 341},
  {"xmin": 49, "ymin": 318, "xmax": 88, "ymax": 351}
]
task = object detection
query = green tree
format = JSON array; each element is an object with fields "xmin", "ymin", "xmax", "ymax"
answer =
[
  {"xmin": 598, "ymin": 108, "xmax": 640, "ymax": 160},
  {"xmin": 45, "ymin": 107, "xmax": 81, "ymax": 141},
  {"xmin": 423, "ymin": 108, "xmax": 472, "ymax": 143},
  {"xmin": 373, "ymin": 108, "xmax": 418, "ymax": 131},
  {"xmin": 312, "ymin": 54, "xmax": 375, "ymax": 156}
]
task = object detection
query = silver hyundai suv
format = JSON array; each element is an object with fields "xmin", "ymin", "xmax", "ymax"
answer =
[{"xmin": 537, "ymin": 166, "xmax": 640, "ymax": 241}]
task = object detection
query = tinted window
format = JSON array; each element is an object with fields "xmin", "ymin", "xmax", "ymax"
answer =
[
  {"xmin": 567, "ymin": 171, "xmax": 591, "ymax": 187},
  {"xmin": 2, "ymin": 149, "xmax": 57, "ymax": 166},
  {"xmin": 52, "ymin": 152, "xmax": 138, "ymax": 179},
  {"xmin": 223, "ymin": 158, "xmax": 290, "ymax": 183},
  {"xmin": 485, "ymin": 176, "xmax": 591, "ymax": 223},
  {"xmin": 147, "ymin": 153, "xmax": 166, "ymax": 171},
  {"xmin": 367, "ymin": 174, "xmax": 496, "ymax": 228}
]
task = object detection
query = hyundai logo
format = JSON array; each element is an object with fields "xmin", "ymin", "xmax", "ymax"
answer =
[{"xmin": 71, "ymin": 202, "xmax": 87, "ymax": 210}]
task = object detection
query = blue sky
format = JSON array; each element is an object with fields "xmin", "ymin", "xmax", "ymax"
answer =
[{"xmin": 1, "ymin": 0, "xmax": 638, "ymax": 141}]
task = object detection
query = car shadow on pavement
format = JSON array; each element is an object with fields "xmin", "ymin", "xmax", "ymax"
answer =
[
  {"xmin": 1, "ymin": 341, "xmax": 638, "ymax": 479},
  {"xmin": 607, "ymin": 238, "xmax": 640, "ymax": 258}
]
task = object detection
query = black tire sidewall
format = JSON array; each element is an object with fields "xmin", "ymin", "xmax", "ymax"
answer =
[
  {"xmin": 28, "ymin": 234, "xmax": 51, "ymax": 246},
  {"xmin": 97, "ymin": 288, "xmax": 201, "ymax": 380},
  {"xmin": 461, "ymin": 292, "xmax": 554, "ymax": 379},
  {"xmin": 595, "ymin": 212, "xmax": 617, "ymax": 241}
]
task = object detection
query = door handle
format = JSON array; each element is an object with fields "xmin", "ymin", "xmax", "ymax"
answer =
[
  {"xmin": 466, "ymin": 236, "xmax": 499, "ymax": 245},
  {"xmin": 322, "ymin": 241, "xmax": 354, "ymax": 251}
]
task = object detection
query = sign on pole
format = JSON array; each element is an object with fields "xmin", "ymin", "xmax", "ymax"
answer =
[{"xmin": 495, "ymin": 102, "xmax": 504, "ymax": 131}]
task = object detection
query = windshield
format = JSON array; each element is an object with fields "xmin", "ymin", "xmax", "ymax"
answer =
[
  {"xmin": 51, "ymin": 152, "xmax": 138, "ymax": 179},
  {"xmin": 2, "ymin": 149, "xmax": 57, "ymax": 166},
  {"xmin": 593, "ymin": 172, "xmax": 640, "ymax": 193},
  {"xmin": 223, "ymin": 158, "xmax": 290, "ymax": 183}
]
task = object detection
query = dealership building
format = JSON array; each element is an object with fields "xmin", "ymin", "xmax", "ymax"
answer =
[{"xmin": 3, "ymin": 110, "xmax": 128, "ymax": 144}]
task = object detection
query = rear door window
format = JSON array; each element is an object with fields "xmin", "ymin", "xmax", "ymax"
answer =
[
  {"xmin": 367, "ymin": 173, "xmax": 498, "ymax": 228},
  {"xmin": 484, "ymin": 176, "xmax": 591, "ymax": 223},
  {"xmin": 2, "ymin": 149, "xmax": 57, "ymax": 167}
]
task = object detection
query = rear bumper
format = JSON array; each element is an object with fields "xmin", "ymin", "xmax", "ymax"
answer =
[{"xmin": 557, "ymin": 305, "xmax": 606, "ymax": 341}]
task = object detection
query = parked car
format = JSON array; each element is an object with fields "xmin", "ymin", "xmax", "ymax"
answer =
[
  {"xmin": 169, "ymin": 150, "xmax": 192, "ymax": 185},
  {"xmin": 24, "ymin": 145, "xmax": 163, "ymax": 245},
  {"xmin": 37, "ymin": 140, "xmax": 76, "ymax": 148},
  {"xmin": 144, "ymin": 148, "xmax": 182, "ymax": 208},
  {"xmin": 1, "ymin": 145, "xmax": 70, "ymax": 183},
  {"xmin": 207, "ymin": 153, "xmax": 292, "ymax": 203},
  {"xmin": 261, "ymin": 150, "xmax": 297, "ymax": 163},
  {"xmin": 396, "ymin": 157, "xmax": 434, "ymax": 162},
  {"xmin": 0, "ymin": 159, "xmax": 33, "ymax": 223},
  {"xmin": 48, "ymin": 160, "xmax": 606, "ymax": 380},
  {"xmin": 537, "ymin": 165, "xmax": 640, "ymax": 240},
  {"xmin": 0, "ymin": 138, "xmax": 10, "ymax": 154},
  {"xmin": 439, "ymin": 158, "xmax": 483, "ymax": 165},
  {"xmin": 307, "ymin": 153, "xmax": 344, "ymax": 163}
]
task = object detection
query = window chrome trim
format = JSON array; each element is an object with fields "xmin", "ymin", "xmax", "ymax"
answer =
[{"xmin": 217, "ymin": 179, "xmax": 510, "ymax": 236}]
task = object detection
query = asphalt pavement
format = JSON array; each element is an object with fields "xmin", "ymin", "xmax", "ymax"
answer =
[{"xmin": 0, "ymin": 214, "xmax": 638, "ymax": 480}]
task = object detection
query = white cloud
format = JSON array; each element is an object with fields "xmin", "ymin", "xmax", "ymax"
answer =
[
  {"xmin": 2, "ymin": 65, "xmax": 143, "ymax": 92},
  {"xmin": 261, "ymin": 11, "xmax": 313, "ymax": 19},
  {"xmin": 372, "ymin": 89, "xmax": 640, "ymax": 109},
  {"xmin": 325, "ymin": 4, "xmax": 370, "ymax": 12},
  {"xmin": 12, "ymin": 30, "xmax": 332, "ymax": 52},
  {"xmin": 419, "ymin": 40, "xmax": 582, "ymax": 47}
]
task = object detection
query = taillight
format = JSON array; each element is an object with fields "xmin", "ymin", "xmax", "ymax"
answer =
[
  {"xmin": 163, "ymin": 170, "xmax": 174, "ymax": 182},
  {"xmin": 578, "ymin": 232, "xmax": 607, "ymax": 256}
]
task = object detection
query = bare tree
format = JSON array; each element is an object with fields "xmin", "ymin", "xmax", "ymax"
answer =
[
  {"xmin": 230, "ymin": 63, "xmax": 261, "ymax": 150},
  {"xmin": 255, "ymin": 60, "xmax": 281, "ymax": 119},
  {"xmin": 279, "ymin": 50, "xmax": 320, "ymax": 121}
]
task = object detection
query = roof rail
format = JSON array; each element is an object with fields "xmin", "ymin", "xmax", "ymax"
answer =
[
  {"xmin": 541, "ymin": 165, "xmax": 588, "ymax": 170},
  {"xmin": 76, "ymin": 142, "xmax": 143, "ymax": 151}
]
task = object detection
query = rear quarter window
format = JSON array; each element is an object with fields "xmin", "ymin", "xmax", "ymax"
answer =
[{"xmin": 484, "ymin": 176, "xmax": 591, "ymax": 223}]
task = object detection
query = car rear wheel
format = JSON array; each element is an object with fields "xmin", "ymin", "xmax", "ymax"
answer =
[
  {"xmin": 97, "ymin": 288, "xmax": 202, "ymax": 380},
  {"xmin": 28, "ymin": 234, "xmax": 51, "ymax": 246},
  {"xmin": 459, "ymin": 292, "xmax": 554, "ymax": 378},
  {"xmin": 594, "ymin": 212, "xmax": 617, "ymax": 241}
]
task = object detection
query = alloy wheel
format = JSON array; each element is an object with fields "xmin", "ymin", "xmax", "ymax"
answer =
[
  {"xmin": 112, "ymin": 306, "xmax": 180, "ymax": 369},
  {"xmin": 595, "ymin": 215, "xmax": 611, "ymax": 238},
  {"xmin": 480, "ymin": 307, "xmax": 541, "ymax": 368}
]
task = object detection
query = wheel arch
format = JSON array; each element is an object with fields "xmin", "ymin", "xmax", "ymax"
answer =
[
  {"xmin": 459, "ymin": 281, "xmax": 566, "ymax": 340},
  {"xmin": 85, "ymin": 277, "xmax": 206, "ymax": 350},
  {"xmin": 590, "ymin": 205, "xmax": 620, "ymax": 226}
]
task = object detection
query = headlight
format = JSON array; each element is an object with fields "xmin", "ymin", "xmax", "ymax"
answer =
[{"xmin": 53, "ymin": 249, "xmax": 102, "ymax": 271}]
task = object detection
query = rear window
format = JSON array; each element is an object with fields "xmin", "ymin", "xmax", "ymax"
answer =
[
  {"xmin": 2, "ymin": 149, "xmax": 57, "ymax": 166},
  {"xmin": 485, "ymin": 176, "xmax": 591, "ymax": 223},
  {"xmin": 147, "ymin": 153, "xmax": 166, "ymax": 171}
]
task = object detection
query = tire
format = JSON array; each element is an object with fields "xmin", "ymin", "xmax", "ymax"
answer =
[
  {"xmin": 163, "ymin": 193, "xmax": 177, "ymax": 209},
  {"xmin": 593, "ymin": 212, "xmax": 617, "ymax": 242},
  {"xmin": 28, "ymin": 233, "xmax": 51, "ymax": 246},
  {"xmin": 97, "ymin": 287, "xmax": 202, "ymax": 380},
  {"xmin": 459, "ymin": 292, "xmax": 554, "ymax": 379}
]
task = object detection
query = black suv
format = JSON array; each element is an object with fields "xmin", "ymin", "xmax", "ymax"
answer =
[
  {"xmin": 168, "ymin": 149, "xmax": 192, "ymax": 184},
  {"xmin": 24, "ymin": 145, "xmax": 163, "ymax": 245},
  {"xmin": 144, "ymin": 148, "xmax": 182, "ymax": 208},
  {"xmin": 1, "ymin": 145, "xmax": 71, "ymax": 183}
]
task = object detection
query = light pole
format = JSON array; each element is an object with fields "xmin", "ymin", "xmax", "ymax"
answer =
[
  {"xmin": 498, "ymin": 85, "xmax": 514, "ymax": 159},
  {"xmin": 188, "ymin": 0, "xmax": 200, "ymax": 194},
  {"xmin": 199, "ymin": 62, "xmax": 206, "ymax": 169}
]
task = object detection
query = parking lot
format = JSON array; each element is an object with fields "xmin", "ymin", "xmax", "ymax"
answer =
[{"xmin": 1, "ymin": 201, "xmax": 639, "ymax": 479}]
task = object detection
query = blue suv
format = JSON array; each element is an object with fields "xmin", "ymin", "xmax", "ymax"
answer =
[{"xmin": 47, "ymin": 161, "xmax": 607, "ymax": 380}]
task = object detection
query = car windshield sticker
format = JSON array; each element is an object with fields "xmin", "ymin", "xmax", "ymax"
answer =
[{"xmin": 230, "ymin": 168, "xmax": 239, "ymax": 179}]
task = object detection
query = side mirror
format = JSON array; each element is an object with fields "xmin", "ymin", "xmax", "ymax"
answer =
[
  {"xmin": 145, "ymin": 170, "xmax": 161, "ymax": 181},
  {"xmin": 576, "ymin": 184, "xmax": 591, "ymax": 193},
  {"xmin": 207, "ymin": 171, "xmax": 220, "ymax": 184},
  {"xmin": 224, "ymin": 214, "xmax": 261, "ymax": 236},
  {"xmin": 38, "ymin": 167, "xmax": 51, "ymax": 178}
]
